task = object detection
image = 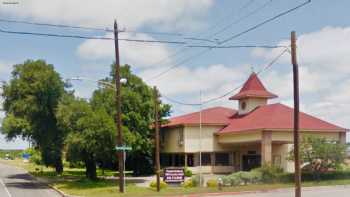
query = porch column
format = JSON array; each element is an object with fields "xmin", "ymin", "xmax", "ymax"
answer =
[
  {"xmin": 234, "ymin": 151, "xmax": 240, "ymax": 171},
  {"xmin": 339, "ymin": 132, "xmax": 346, "ymax": 144},
  {"xmin": 261, "ymin": 131, "xmax": 272, "ymax": 165},
  {"xmin": 184, "ymin": 154, "xmax": 188, "ymax": 167}
]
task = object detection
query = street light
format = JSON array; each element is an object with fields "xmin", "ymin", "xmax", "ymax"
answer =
[{"xmin": 66, "ymin": 76, "xmax": 127, "ymax": 90}]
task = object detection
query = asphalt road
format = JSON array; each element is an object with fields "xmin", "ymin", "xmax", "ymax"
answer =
[
  {"xmin": 0, "ymin": 162, "xmax": 61, "ymax": 197},
  {"xmin": 208, "ymin": 185, "xmax": 350, "ymax": 197}
]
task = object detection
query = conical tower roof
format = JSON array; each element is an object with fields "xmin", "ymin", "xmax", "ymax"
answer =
[{"xmin": 229, "ymin": 72, "xmax": 277, "ymax": 100}]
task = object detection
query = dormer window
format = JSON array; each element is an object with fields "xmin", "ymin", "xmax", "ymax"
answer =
[{"xmin": 241, "ymin": 101, "xmax": 247, "ymax": 110}]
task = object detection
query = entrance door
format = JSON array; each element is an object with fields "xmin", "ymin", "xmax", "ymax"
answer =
[{"xmin": 242, "ymin": 155, "xmax": 261, "ymax": 171}]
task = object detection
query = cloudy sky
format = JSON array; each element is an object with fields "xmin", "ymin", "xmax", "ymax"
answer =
[{"xmin": 0, "ymin": 0, "xmax": 349, "ymax": 149}]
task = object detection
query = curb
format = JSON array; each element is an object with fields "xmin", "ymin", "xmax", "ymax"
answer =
[
  {"xmin": 172, "ymin": 185, "xmax": 350, "ymax": 197},
  {"xmin": 0, "ymin": 161, "xmax": 81, "ymax": 197}
]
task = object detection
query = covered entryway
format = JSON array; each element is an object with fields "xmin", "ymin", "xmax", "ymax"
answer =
[{"xmin": 242, "ymin": 155, "xmax": 261, "ymax": 171}]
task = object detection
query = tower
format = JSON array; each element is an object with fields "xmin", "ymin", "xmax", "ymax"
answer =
[{"xmin": 229, "ymin": 72, "xmax": 277, "ymax": 115}]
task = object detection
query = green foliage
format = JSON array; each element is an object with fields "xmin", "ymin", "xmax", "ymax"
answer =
[
  {"xmin": 184, "ymin": 167, "xmax": 193, "ymax": 177},
  {"xmin": 56, "ymin": 96, "xmax": 116, "ymax": 180},
  {"xmin": 191, "ymin": 174, "xmax": 204, "ymax": 187},
  {"xmin": 25, "ymin": 148, "xmax": 42, "ymax": 165},
  {"xmin": 253, "ymin": 165, "xmax": 283, "ymax": 183},
  {"xmin": 90, "ymin": 64, "xmax": 171, "ymax": 175},
  {"xmin": 206, "ymin": 179, "xmax": 218, "ymax": 187},
  {"xmin": 1, "ymin": 60, "xmax": 66, "ymax": 173},
  {"xmin": 221, "ymin": 166, "xmax": 282, "ymax": 186},
  {"xmin": 182, "ymin": 179, "xmax": 194, "ymax": 188},
  {"xmin": 149, "ymin": 180, "xmax": 167, "ymax": 189},
  {"xmin": 288, "ymin": 136, "xmax": 347, "ymax": 177},
  {"xmin": 0, "ymin": 150, "xmax": 23, "ymax": 159}
]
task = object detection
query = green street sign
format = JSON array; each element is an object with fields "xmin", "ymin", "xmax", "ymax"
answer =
[{"xmin": 116, "ymin": 146, "xmax": 132, "ymax": 151}]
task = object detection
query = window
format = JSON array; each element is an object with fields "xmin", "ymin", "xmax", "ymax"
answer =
[
  {"xmin": 241, "ymin": 101, "xmax": 247, "ymax": 110},
  {"xmin": 201, "ymin": 153, "xmax": 211, "ymax": 166},
  {"xmin": 215, "ymin": 153, "xmax": 230, "ymax": 166}
]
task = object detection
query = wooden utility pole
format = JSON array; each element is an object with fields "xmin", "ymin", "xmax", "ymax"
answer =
[
  {"xmin": 291, "ymin": 31, "xmax": 301, "ymax": 197},
  {"xmin": 114, "ymin": 20, "xmax": 124, "ymax": 193},
  {"xmin": 153, "ymin": 86, "xmax": 161, "ymax": 192}
]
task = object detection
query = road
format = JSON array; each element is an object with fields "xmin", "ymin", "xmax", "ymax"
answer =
[
  {"xmin": 0, "ymin": 162, "xmax": 61, "ymax": 197},
  {"xmin": 205, "ymin": 185, "xmax": 350, "ymax": 197}
]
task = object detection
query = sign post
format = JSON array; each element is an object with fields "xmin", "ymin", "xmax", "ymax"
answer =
[{"xmin": 116, "ymin": 146, "xmax": 132, "ymax": 192}]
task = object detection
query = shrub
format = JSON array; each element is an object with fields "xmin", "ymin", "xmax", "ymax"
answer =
[
  {"xmin": 149, "ymin": 180, "xmax": 167, "ymax": 189},
  {"xmin": 206, "ymin": 179, "xmax": 218, "ymax": 187},
  {"xmin": 191, "ymin": 174, "xmax": 204, "ymax": 187},
  {"xmin": 184, "ymin": 167, "xmax": 193, "ymax": 177},
  {"xmin": 254, "ymin": 165, "xmax": 284, "ymax": 183},
  {"xmin": 182, "ymin": 179, "xmax": 194, "ymax": 188}
]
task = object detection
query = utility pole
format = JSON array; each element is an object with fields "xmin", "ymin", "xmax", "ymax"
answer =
[
  {"xmin": 153, "ymin": 86, "xmax": 161, "ymax": 192},
  {"xmin": 291, "ymin": 31, "xmax": 301, "ymax": 197},
  {"xmin": 199, "ymin": 90, "xmax": 202, "ymax": 187},
  {"xmin": 114, "ymin": 20, "xmax": 124, "ymax": 193}
]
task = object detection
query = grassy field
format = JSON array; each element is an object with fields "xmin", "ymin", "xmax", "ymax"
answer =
[{"xmin": 1, "ymin": 159, "xmax": 350, "ymax": 197}]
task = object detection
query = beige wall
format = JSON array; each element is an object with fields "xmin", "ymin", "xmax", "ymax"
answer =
[
  {"xmin": 272, "ymin": 144, "xmax": 294, "ymax": 172},
  {"xmin": 218, "ymin": 131, "xmax": 261, "ymax": 144},
  {"xmin": 271, "ymin": 131, "xmax": 341, "ymax": 142},
  {"xmin": 161, "ymin": 127, "xmax": 184, "ymax": 153},
  {"xmin": 238, "ymin": 98, "xmax": 267, "ymax": 115},
  {"xmin": 184, "ymin": 125, "xmax": 230, "ymax": 152}
]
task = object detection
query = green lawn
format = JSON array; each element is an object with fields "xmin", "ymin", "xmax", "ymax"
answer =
[{"xmin": 2, "ymin": 159, "xmax": 350, "ymax": 197}]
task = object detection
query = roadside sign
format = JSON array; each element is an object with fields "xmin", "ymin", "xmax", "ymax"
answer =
[
  {"xmin": 163, "ymin": 168, "xmax": 185, "ymax": 183},
  {"xmin": 116, "ymin": 146, "xmax": 132, "ymax": 151}
]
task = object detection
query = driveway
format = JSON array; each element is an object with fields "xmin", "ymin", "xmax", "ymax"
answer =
[{"xmin": 0, "ymin": 162, "xmax": 61, "ymax": 197}]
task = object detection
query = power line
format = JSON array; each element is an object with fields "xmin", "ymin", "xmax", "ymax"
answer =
[
  {"xmin": 0, "ymin": 27, "xmax": 187, "ymax": 44},
  {"xmin": 145, "ymin": 48, "xmax": 211, "ymax": 82},
  {"xmin": 145, "ymin": 0, "xmax": 282, "ymax": 79},
  {"xmin": 209, "ymin": 0, "xmax": 273, "ymax": 39},
  {"xmin": 187, "ymin": 44, "xmax": 289, "ymax": 49},
  {"xmin": 161, "ymin": 48, "xmax": 288, "ymax": 106},
  {"xmin": 202, "ymin": 48, "xmax": 288, "ymax": 104},
  {"xmin": 0, "ymin": 18, "xmax": 184, "ymax": 36},
  {"xmin": 218, "ymin": 0, "xmax": 311, "ymax": 44}
]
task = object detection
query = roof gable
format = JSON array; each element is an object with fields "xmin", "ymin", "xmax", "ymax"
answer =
[{"xmin": 229, "ymin": 73, "xmax": 277, "ymax": 100}]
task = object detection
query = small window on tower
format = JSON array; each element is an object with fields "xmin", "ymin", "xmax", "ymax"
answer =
[{"xmin": 241, "ymin": 102, "xmax": 247, "ymax": 110}]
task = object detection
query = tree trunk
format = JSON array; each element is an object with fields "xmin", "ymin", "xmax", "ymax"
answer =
[
  {"xmin": 55, "ymin": 156, "xmax": 63, "ymax": 174},
  {"xmin": 85, "ymin": 157, "xmax": 97, "ymax": 180}
]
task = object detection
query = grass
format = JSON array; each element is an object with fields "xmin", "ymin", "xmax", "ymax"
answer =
[{"xmin": 1, "ymin": 159, "xmax": 350, "ymax": 197}]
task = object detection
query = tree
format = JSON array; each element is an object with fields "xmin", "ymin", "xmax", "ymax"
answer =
[
  {"xmin": 288, "ymin": 136, "xmax": 347, "ymax": 178},
  {"xmin": 90, "ymin": 64, "xmax": 171, "ymax": 175},
  {"xmin": 56, "ymin": 96, "xmax": 116, "ymax": 180},
  {"xmin": 1, "ymin": 60, "xmax": 66, "ymax": 173}
]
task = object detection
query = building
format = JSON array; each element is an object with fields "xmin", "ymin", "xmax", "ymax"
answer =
[{"xmin": 160, "ymin": 73, "xmax": 347, "ymax": 173}]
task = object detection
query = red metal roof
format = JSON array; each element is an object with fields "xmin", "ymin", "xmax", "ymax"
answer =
[
  {"xmin": 217, "ymin": 103, "xmax": 347, "ymax": 134},
  {"xmin": 229, "ymin": 73, "xmax": 277, "ymax": 100},
  {"xmin": 162, "ymin": 107, "xmax": 236, "ymax": 127}
]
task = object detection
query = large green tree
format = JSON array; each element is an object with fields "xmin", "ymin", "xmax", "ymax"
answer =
[
  {"xmin": 91, "ymin": 64, "xmax": 171, "ymax": 175},
  {"xmin": 1, "ymin": 60, "xmax": 66, "ymax": 173},
  {"xmin": 56, "ymin": 96, "xmax": 116, "ymax": 180}
]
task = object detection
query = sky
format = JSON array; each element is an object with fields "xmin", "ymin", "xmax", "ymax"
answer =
[{"xmin": 0, "ymin": 0, "xmax": 349, "ymax": 149}]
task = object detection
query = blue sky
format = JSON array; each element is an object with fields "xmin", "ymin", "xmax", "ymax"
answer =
[{"xmin": 0, "ymin": 0, "xmax": 349, "ymax": 149}]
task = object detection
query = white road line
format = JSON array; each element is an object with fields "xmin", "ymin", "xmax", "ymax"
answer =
[{"xmin": 0, "ymin": 179, "xmax": 12, "ymax": 197}]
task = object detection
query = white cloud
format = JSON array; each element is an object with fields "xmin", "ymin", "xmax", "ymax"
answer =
[
  {"xmin": 0, "ymin": 0, "xmax": 213, "ymax": 31},
  {"xmin": 141, "ymin": 63, "xmax": 250, "ymax": 97},
  {"xmin": 0, "ymin": 61, "xmax": 13, "ymax": 81},
  {"xmin": 251, "ymin": 26, "xmax": 350, "ymax": 131},
  {"xmin": 78, "ymin": 32, "xmax": 172, "ymax": 67}
]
